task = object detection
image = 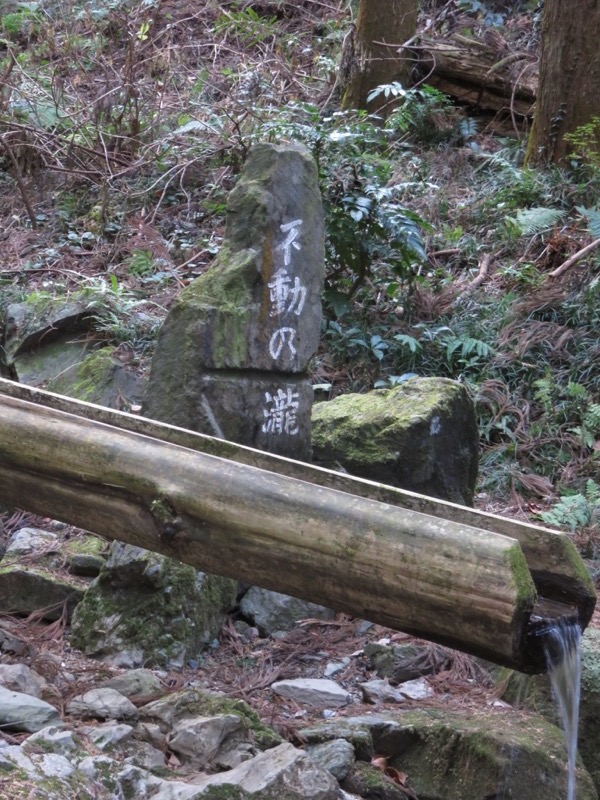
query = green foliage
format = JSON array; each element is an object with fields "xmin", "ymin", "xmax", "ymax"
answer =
[
  {"xmin": 1, "ymin": 4, "xmax": 41, "ymax": 43},
  {"xmin": 575, "ymin": 205, "xmax": 600, "ymax": 239},
  {"xmin": 505, "ymin": 207, "xmax": 565, "ymax": 236},
  {"xmin": 241, "ymin": 101, "xmax": 432, "ymax": 309},
  {"xmin": 214, "ymin": 5, "xmax": 278, "ymax": 47},
  {"xmin": 81, "ymin": 278, "xmax": 162, "ymax": 351},
  {"xmin": 386, "ymin": 85, "xmax": 457, "ymax": 144},
  {"xmin": 126, "ymin": 249, "xmax": 156, "ymax": 277},
  {"xmin": 538, "ymin": 480, "xmax": 600, "ymax": 532},
  {"xmin": 564, "ymin": 116, "xmax": 600, "ymax": 168}
]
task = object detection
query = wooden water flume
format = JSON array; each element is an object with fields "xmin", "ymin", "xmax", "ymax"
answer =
[{"xmin": 0, "ymin": 377, "xmax": 594, "ymax": 674}]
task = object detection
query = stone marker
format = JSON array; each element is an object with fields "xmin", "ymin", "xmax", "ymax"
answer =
[{"xmin": 144, "ymin": 141, "xmax": 325, "ymax": 460}]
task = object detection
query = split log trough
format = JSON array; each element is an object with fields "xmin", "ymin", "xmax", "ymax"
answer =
[{"xmin": 0, "ymin": 378, "xmax": 594, "ymax": 674}]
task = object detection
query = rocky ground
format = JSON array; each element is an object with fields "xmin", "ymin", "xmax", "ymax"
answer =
[{"xmin": 0, "ymin": 509, "xmax": 599, "ymax": 799}]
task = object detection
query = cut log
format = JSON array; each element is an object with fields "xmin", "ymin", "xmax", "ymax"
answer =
[
  {"xmin": 0, "ymin": 379, "xmax": 594, "ymax": 673},
  {"xmin": 414, "ymin": 34, "xmax": 537, "ymax": 120}
]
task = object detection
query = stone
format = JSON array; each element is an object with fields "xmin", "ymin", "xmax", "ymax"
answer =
[
  {"xmin": 0, "ymin": 621, "xmax": 33, "ymax": 657},
  {"xmin": 134, "ymin": 721, "xmax": 167, "ymax": 751},
  {"xmin": 396, "ymin": 677, "xmax": 435, "ymax": 700},
  {"xmin": 65, "ymin": 534, "xmax": 108, "ymax": 577},
  {"xmin": 66, "ymin": 688, "xmax": 138, "ymax": 721},
  {"xmin": 0, "ymin": 685, "xmax": 62, "ymax": 732},
  {"xmin": 83, "ymin": 722, "xmax": 135, "ymax": 749},
  {"xmin": 5, "ymin": 527, "xmax": 58, "ymax": 555},
  {"xmin": 23, "ymin": 726, "xmax": 78, "ymax": 755},
  {"xmin": 240, "ymin": 586, "xmax": 335, "ymax": 635},
  {"xmin": 343, "ymin": 709, "xmax": 596, "ymax": 800},
  {"xmin": 3, "ymin": 296, "xmax": 143, "ymax": 409},
  {"xmin": 0, "ymin": 564, "xmax": 86, "ymax": 621},
  {"xmin": 342, "ymin": 762, "xmax": 409, "ymax": 800},
  {"xmin": 306, "ymin": 738, "xmax": 356, "ymax": 781},
  {"xmin": 311, "ymin": 377, "xmax": 479, "ymax": 505},
  {"xmin": 359, "ymin": 675, "xmax": 435, "ymax": 705},
  {"xmin": 360, "ymin": 679, "xmax": 406, "ymax": 705},
  {"xmin": 0, "ymin": 663, "xmax": 50, "ymax": 699},
  {"xmin": 324, "ymin": 658, "xmax": 350, "ymax": 678},
  {"xmin": 3, "ymin": 297, "xmax": 95, "ymax": 363},
  {"xmin": 151, "ymin": 742, "xmax": 340, "ymax": 800},
  {"xmin": 46, "ymin": 346, "xmax": 144, "ymax": 409},
  {"xmin": 37, "ymin": 753, "xmax": 75, "ymax": 779},
  {"xmin": 139, "ymin": 687, "xmax": 282, "ymax": 752},
  {"xmin": 70, "ymin": 542, "xmax": 237, "ymax": 669},
  {"xmin": 364, "ymin": 641, "xmax": 450, "ymax": 683},
  {"xmin": 167, "ymin": 714, "xmax": 246, "ymax": 768},
  {"xmin": 143, "ymin": 141, "xmax": 325, "ymax": 461},
  {"xmin": 271, "ymin": 678, "xmax": 352, "ymax": 708},
  {"xmin": 99, "ymin": 668, "xmax": 163, "ymax": 702},
  {"xmin": 298, "ymin": 722, "xmax": 374, "ymax": 762},
  {"xmin": 0, "ymin": 526, "xmax": 100, "ymax": 622}
]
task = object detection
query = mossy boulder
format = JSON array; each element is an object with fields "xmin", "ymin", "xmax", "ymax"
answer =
[
  {"xmin": 311, "ymin": 377, "xmax": 479, "ymax": 505},
  {"xmin": 311, "ymin": 709, "xmax": 596, "ymax": 800},
  {"xmin": 0, "ymin": 528, "xmax": 104, "ymax": 620},
  {"xmin": 70, "ymin": 543, "xmax": 237, "ymax": 668}
]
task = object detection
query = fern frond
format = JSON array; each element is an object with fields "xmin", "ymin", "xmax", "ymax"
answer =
[
  {"xmin": 584, "ymin": 402, "xmax": 600, "ymax": 433},
  {"xmin": 575, "ymin": 205, "xmax": 600, "ymax": 239},
  {"xmin": 507, "ymin": 207, "xmax": 565, "ymax": 236}
]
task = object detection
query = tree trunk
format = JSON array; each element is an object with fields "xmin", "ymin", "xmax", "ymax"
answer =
[
  {"xmin": 341, "ymin": 0, "xmax": 418, "ymax": 112},
  {"xmin": 0, "ymin": 378, "xmax": 594, "ymax": 673},
  {"xmin": 527, "ymin": 0, "xmax": 600, "ymax": 165}
]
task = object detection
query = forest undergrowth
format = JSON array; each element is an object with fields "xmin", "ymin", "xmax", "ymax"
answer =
[{"xmin": 0, "ymin": 0, "xmax": 599, "ymax": 558}]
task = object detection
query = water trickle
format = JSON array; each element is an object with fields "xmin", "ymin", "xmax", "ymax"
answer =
[{"xmin": 542, "ymin": 618, "xmax": 582, "ymax": 800}]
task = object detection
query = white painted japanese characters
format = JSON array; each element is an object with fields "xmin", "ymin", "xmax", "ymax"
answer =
[{"xmin": 263, "ymin": 218, "xmax": 308, "ymax": 436}]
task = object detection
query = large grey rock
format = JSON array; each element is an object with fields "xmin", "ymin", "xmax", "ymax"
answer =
[
  {"xmin": 66, "ymin": 688, "xmax": 138, "ymax": 721},
  {"xmin": 46, "ymin": 346, "xmax": 144, "ymax": 409},
  {"xmin": 23, "ymin": 726, "xmax": 78, "ymax": 755},
  {"xmin": 271, "ymin": 678, "xmax": 352, "ymax": 708},
  {"xmin": 70, "ymin": 542, "xmax": 237, "ymax": 668},
  {"xmin": 3, "ymin": 297, "xmax": 144, "ymax": 409},
  {"xmin": 167, "ymin": 714, "xmax": 246, "ymax": 768},
  {"xmin": 0, "ymin": 527, "xmax": 104, "ymax": 621},
  {"xmin": 3, "ymin": 298, "xmax": 95, "ymax": 363},
  {"xmin": 0, "ymin": 685, "xmax": 62, "ymax": 732},
  {"xmin": 364, "ymin": 640, "xmax": 451, "ymax": 684},
  {"xmin": 139, "ymin": 687, "xmax": 282, "ymax": 752},
  {"xmin": 240, "ymin": 586, "xmax": 335, "ymax": 635},
  {"xmin": 99, "ymin": 668, "xmax": 163, "ymax": 702},
  {"xmin": 0, "ymin": 565, "xmax": 85, "ymax": 621},
  {"xmin": 311, "ymin": 377, "xmax": 479, "ymax": 505},
  {"xmin": 149, "ymin": 742, "xmax": 340, "ymax": 800},
  {"xmin": 306, "ymin": 738, "xmax": 356, "ymax": 781},
  {"xmin": 144, "ymin": 141, "xmax": 325, "ymax": 460},
  {"xmin": 0, "ymin": 663, "xmax": 51, "ymax": 699},
  {"xmin": 334, "ymin": 710, "xmax": 596, "ymax": 800}
]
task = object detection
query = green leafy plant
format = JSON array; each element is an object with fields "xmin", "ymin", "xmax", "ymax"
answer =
[
  {"xmin": 564, "ymin": 116, "xmax": 600, "ymax": 168},
  {"xmin": 505, "ymin": 207, "xmax": 565, "ymax": 236},
  {"xmin": 538, "ymin": 479, "xmax": 600, "ymax": 532},
  {"xmin": 214, "ymin": 6, "xmax": 278, "ymax": 47},
  {"xmin": 126, "ymin": 249, "xmax": 156, "ymax": 277}
]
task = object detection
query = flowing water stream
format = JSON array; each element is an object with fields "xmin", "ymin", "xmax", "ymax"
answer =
[{"xmin": 542, "ymin": 618, "xmax": 582, "ymax": 800}]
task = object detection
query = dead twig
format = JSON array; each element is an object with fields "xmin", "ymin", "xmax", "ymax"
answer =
[
  {"xmin": 548, "ymin": 237, "xmax": 600, "ymax": 278},
  {"xmin": 0, "ymin": 136, "xmax": 38, "ymax": 229},
  {"xmin": 450, "ymin": 252, "xmax": 491, "ymax": 307}
]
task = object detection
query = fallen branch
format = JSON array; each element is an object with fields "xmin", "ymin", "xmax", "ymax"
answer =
[
  {"xmin": 450, "ymin": 253, "xmax": 491, "ymax": 307},
  {"xmin": 548, "ymin": 237, "xmax": 600, "ymax": 278}
]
